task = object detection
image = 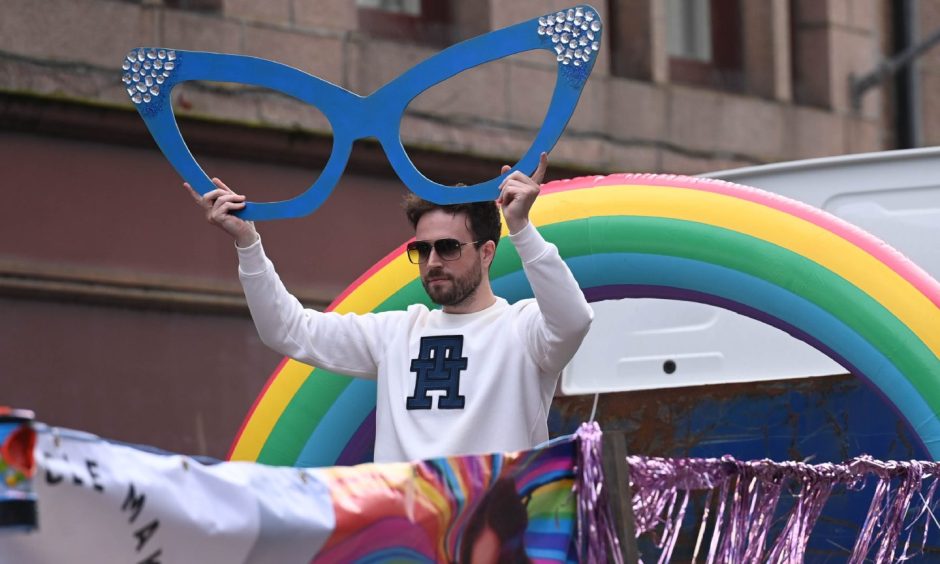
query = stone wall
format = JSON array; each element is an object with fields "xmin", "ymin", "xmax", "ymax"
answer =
[{"xmin": 0, "ymin": 0, "xmax": 894, "ymax": 175}]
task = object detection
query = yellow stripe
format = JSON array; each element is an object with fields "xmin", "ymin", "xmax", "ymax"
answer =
[
  {"xmin": 333, "ymin": 253, "xmax": 417, "ymax": 315},
  {"xmin": 532, "ymin": 185, "xmax": 940, "ymax": 358},
  {"xmin": 229, "ymin": 359, "xmax": 314, "ymax": 461}
]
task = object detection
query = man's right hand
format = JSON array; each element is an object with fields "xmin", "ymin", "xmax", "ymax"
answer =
[{"xmin": 184, "ymin": 178, "xmax": 259, "ymax": 248}]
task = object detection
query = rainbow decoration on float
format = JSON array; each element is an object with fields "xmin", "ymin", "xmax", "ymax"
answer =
[{"xmin": 229, "ymin": 174, "xmax": 940, "ymax": 466}]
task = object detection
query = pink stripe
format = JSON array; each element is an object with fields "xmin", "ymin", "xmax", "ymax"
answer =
[
  {"xmin": 515, "ymin": 458, "xmax": 575, "ymax": 491},
  {"xmin": 542, "ymin": 173, "xmax": 940, "ymax": 309}
]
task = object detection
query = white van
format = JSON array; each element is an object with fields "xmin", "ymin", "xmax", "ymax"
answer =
[{"xmin": 562, "ymin": 147, "xmax": 940, "ymax": 395}]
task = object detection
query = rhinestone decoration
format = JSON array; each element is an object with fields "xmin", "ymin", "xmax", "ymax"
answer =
[
  {"xmin": 537, "ymin": 5, "xmax": 601, "ymax": 80},
  {"xmin": 122, "ymin": 48, "xmax": 178, "ymax": 110}
]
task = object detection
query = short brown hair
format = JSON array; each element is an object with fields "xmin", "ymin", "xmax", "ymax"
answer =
[{"xmin": 403, "ymin": 193, "xmax": 501, "ymax": 250}]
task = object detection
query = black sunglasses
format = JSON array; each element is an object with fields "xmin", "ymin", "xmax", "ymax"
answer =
[{"xmin": 406, "ymin": 238, "xmax": 484, "ymax": 264}]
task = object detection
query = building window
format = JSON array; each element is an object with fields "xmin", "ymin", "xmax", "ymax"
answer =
[
  {"xmin": 667, "ymin": 0, "xmax": 712, "ymax": 61},
  {"xmin": 163, "ymin": 0, "xmax": 222, "ymax": 12},
  {"xmin": 667, "ymin": 0, "xmax": 743, "ymax": 91},
  {"xmin": 357, "ymin": 0, "xmax": 452, "ymax": 45},
  {"xmin": 358, "ymin": 0, "xmax": 421, "ymax": 16}
]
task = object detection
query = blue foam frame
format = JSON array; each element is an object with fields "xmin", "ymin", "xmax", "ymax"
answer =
[{"xmin": 123, "ymin": 5, "xmax": 603, "ymax": 220}]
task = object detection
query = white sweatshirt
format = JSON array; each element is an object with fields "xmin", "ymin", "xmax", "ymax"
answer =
[{"xmin": 237, "ymin": 222, "xmax": 593, "ymax": 463}]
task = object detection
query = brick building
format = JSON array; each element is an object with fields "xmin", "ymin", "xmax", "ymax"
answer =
[{"xmin": 1, "ymin": 0, "xmax": 936, "ymax": 458}]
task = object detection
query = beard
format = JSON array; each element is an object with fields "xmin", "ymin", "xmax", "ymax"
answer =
[{"xmin": 422, "ymin": 259, "xmax": 484, "ymax": 308}]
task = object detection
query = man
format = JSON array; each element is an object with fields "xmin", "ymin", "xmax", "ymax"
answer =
[{"xmin": 186, "ymin": 153, "xmax": 593, "ymax": 462}]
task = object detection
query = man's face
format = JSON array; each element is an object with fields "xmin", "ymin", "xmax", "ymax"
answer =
[{"xmin": 414, "ymin": 209, "xmax": 488, "ymax": 308}]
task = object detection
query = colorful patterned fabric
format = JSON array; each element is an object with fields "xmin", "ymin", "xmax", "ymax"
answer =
[{"xmin": 315, "ymin": 438, "xmax": 578, "ymax": 562}]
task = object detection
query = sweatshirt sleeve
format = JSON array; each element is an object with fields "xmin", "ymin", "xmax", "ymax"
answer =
[
  {"xmin": 237, "ymin": 237, "xmax": 385, "ymax": 379},
  {"xmin": 510, "ymin": 221, "xmax": 594, "ymax": 374}
]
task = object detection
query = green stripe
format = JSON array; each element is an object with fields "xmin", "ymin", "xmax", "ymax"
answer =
[
  {"xmin": 526, "ymin": 482, "xmax": 575, "ymax": 518},
  {"xmin": 256, "ymin": 371, "xmax": 353, "ymax": 465}
]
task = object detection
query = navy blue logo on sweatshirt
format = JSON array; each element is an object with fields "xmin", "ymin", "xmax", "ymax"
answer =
[{"xmin": 407, "ymin": 335, "xmax": 467, "ymax": 410}]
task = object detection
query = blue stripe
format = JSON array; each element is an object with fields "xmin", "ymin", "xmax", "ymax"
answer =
[
  {"xmin": 295, "ymin": 378, "xmax": 377, "ymax": 467},
  {"xmin": 439, "ymin": 460, "xmax": 466, "ymax": 509},
  {"xmin": 527, "ymin": 517, "xmax": 575, "ymax": 535},
  {"xmin": 525, "ymin": 546, "xmax": 571, "ymax": 560}
]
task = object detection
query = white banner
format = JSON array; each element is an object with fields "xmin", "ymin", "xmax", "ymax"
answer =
[{"xmin": 1, "ymin": 427, "xmax": 335, "ymax": 564}]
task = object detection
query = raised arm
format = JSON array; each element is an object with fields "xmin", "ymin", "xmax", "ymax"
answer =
[
  {"xmin": 185, "ymin": 178, "xmax": 384, "ymax": 378},
  {"xmin": 498, "ymin": 154, "xmax": 594, "ymax": 374}
]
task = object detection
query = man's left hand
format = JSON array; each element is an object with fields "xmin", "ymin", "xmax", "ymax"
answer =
[{"xmin": 497, "ymin": 152, "xmax": 548, "ymax": 234}]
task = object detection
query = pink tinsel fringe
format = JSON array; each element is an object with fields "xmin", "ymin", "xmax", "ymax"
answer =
[
  {"xmin": 575, "ymin": 422, "xmax": 623, "ymax": 564},
  {"xmin": 627, "ymin": 454, "xmax": 940, "ymax": 563}
]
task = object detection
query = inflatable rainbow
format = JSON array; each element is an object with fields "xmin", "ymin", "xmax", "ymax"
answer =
[{"xmin": 229, "ymin": 174, "xmax": 940, "ymax": 466}]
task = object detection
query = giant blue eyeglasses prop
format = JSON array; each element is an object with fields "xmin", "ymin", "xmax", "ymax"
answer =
[{"xmin": 124, "ymin": 5, "xmax": 602, "ymax": 221}]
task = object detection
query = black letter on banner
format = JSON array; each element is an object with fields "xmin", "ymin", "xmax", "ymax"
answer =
[
  {"xmin": 122, "ymin": 483, "xmax": 146, "ymax": 524},
  {"xmin": 43, "ymin": 453, "xmax": 63, "ymax": 485},
  {"xmin": 138, "ymin": 550, "xmax": 162, "ymax": 564},
  {"xmin": 86, "ymin": 460, "xmax": 104, "ymax": 492},
  {"xmin": 134, "ymin": 519, "xmax": 160, "ymax": 552}
]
